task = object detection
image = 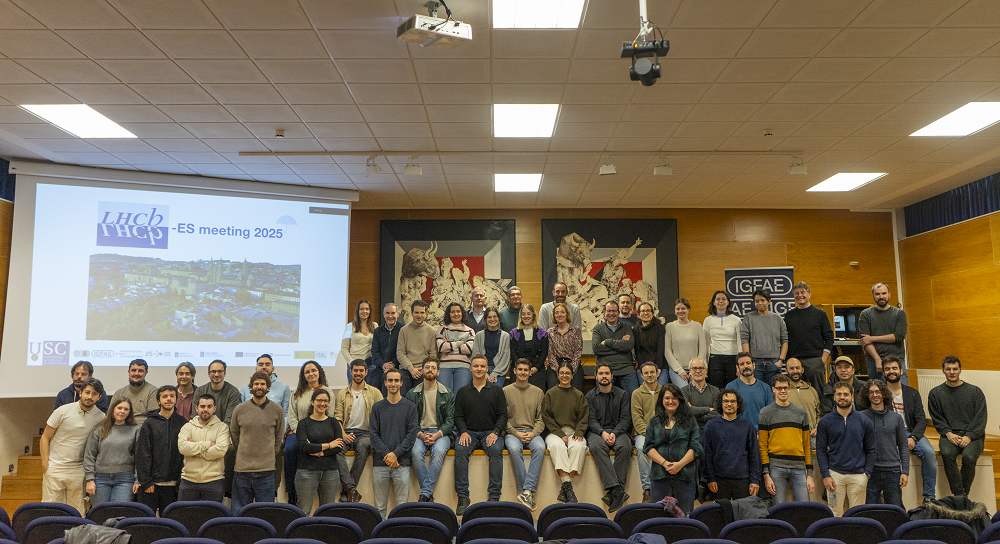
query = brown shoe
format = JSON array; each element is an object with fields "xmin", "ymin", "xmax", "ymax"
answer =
[{"xmin": 642, "ymin": 489, "xmax": 651, "ymax": 503}]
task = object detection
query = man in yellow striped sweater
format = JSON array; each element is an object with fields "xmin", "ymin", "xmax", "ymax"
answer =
[{"xmin": 759, "ymin": 373, "xmax": 815, "ymax": 504}]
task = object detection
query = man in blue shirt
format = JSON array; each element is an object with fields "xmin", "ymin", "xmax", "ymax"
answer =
[
  {"xmin": 239, "ymin": 354, "xmax": 291, "ymax": 497},
  {"xmin": 725, "ymin": 352, "xmax": 773, "ymax": 429},
  {"xmin": 817, "ymin": 381, "xmax": 876, "ymax": 516},
  {"xmin": 54, "ymin": 360, "xmax": 110, "ymax": 413}
]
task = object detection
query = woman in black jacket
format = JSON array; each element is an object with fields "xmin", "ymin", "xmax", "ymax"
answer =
[{"xmin": 509, "ymin": 304, "xmax": 550, "ymax": 390}]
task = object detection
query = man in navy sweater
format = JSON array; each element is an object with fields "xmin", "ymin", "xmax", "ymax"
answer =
[
  {"xmin": 817, "ymin": 381, "xmax": 876, "ymax": 516},
  {"xmin": 369, "ymin": 369, "xmax": 418, "ymax": 519},
  {"xmin": 701, "ymin": 389, "xmax": 761, "ymax": 500}
]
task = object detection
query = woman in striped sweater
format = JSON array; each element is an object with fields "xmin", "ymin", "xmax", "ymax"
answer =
[{"xmin": 436, "ymin": 302, "xmax": 475, "ymax": 393}]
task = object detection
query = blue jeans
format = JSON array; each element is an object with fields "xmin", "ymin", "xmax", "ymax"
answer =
[
  {"xmin": 454, "ymin": 430, "xmax": 503, "ymax": 498},
  {"xmin": 753, "ymin": 357, "xmax": 782, "ymax": 386},
  {"xmin": 911, "ymin": 436, "xmax": 937, "ymax": 498},
  {"xmin": 412, "ymin": 429, "xmax": 451, "ymax": 497},
  {"xmin": 504, "ymin": 433, "xmax": 545, "ymax": 493},
  {"xmin": 769, "ymin": 465, "xmax": 809, "ymax": 503},
  {"xmin": 283, "ymin": 433, "xmax": 298, "ymax": 498},
  {"xmin": 438, "ymin": 367, "xmax": 472, "ymax": 393},
  {"xmin": 865, "ymin": 355, "xmax": 909, "ymax": 386},
  {"xmin": 635, "ymin": 435, "xmax": 651, "ymax": 491},
  {"xmin": 651, "ymin": 477, "xmax": 696, "ymax": 515},
  {"xmin": 664, "ymin": 367, "xmax": 688, "ymax": 387},
  {"xmin": 232, "ymin": 471, "xmax": 275, "ymax": 513},
  {"xmin": 373, "ymin": 466, "xmax": 410, "ymax": 519},
  {"xmin": 613, "ymin": 372, "xmax": 639, "ymax": 397},
  {"xmin": 295, "ymin": 468, "xmax": 339, "ymax": 515},
  {"xmin": 488, "ymin": 366, "xmax": 506, "ymax": 387},
  {"xmin": 866, "ymin": 469, "xmax": 903, "ymax": 507},
  {"xmin": 91, "ymin": 471, "xmax": 135, "ymax": 507}
]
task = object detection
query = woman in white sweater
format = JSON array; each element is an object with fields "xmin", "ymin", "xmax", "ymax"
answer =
[
  {"xmin": 664, "ymin": 298, "xmax": 707, "ymax": 387},
  {"xmin": 340, "ymin": 299, "xmax": 376, "ymax": 381},
  {"xmin": 702, "ymin": 290, "xmax": 741, "ymax": 389}
]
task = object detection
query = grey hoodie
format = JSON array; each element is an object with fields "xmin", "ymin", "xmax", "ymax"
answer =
[{"xmin": 862, "ymin": 406, "xmax": 910, "ymax": 474}]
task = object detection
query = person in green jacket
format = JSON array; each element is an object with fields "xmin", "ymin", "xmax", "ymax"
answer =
[
  {"xmin": 643, "ymin": 383, "xmax": 703, "ymax": 514},
  {"xmin": 405, "ymin": 356, "xmax": 455, "ymax": 503}
]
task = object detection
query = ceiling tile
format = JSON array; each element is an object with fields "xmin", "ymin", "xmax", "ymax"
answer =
[
  {"xmin": 761, "ymin": 0, "xmax": 872, "ymax": 27},
  {"xmin": 769, "ymin": 82, "xmax": 856, "ymax": 103},
  {"xmin": 701, "ymin": 83, "xmax": 783, "ymax": 103},
  {"xmin": 307, "ymin": 122, "xmax": 373, "ymax": 138},
  {"xmin": 942, "ymin": 57, "xmax": 1000, "ymax": 81},
  {"xmin": 25, "ymin": 138, "xmax": 102, "ymax": 152},
  {"xmin": 0, "ymin": 30, "xmax": 83, "ymax": 58},
  {"xmin": 109, "ymin": 151, "xmax": 176, "ymax": 164},
  {"xmin": 0, "ymin": 0, "xmax": 45, "ymax": 29},
  {"xmin": 260, "ymin": 138, "xmax": 325, "ymax": 152},
  {"xmin": 376, "ymin": 137, "xmax": 436, "ymax": 151},
  {"xmin": 906, "ymin": 81, "xmax": 999, "ymax": 102},
  {"xmin": 663, "ymin": 137, "xmax": 727, "ymax": 151},
  {"xmin": 145, "ymin": 30, "xmax": 246, "ymax": 59},
  {"xmin": 940, "ymin": 0, "xmax": 1000, "ymax": 27},
  {"xmin": 338, "ymin": 59, "xmax": 416, "ymax": 83},
  {"xmin": 319, "ymin": 30, "xmax": 408, "ymax": 58},
  {"xmin": 299, "ymin": 0, "xmax": 399, "ymax": 29},
  {"xmin": 59, "ymin": 84, "xmax": 148, "ymax": 104},
  {"xmin": 144, "ymin": 138, "xmax": 212, "ymax": 152},
  {"xmin": 421, "ymin": 84, "xmax": 491, "ymax": 105},
  {"xmin": 749, "ymin": 103, "xmax": 826, "ymax": 121},
  {"xmin": 130, "ymin": 84, "xmax": 218, "ymax": 105},
  {"xmin": 348, "ymin": 84, "xmax": 422, "ymax": 104},
  {"xmin": 293, "ymin": 104, "xmax": 365, "ymax": 122},
  {"xmin": 242, "ymin": 122, "xmax": 311, "ymax": 139},
  {"xmin": 287, "ymin": 162, "xmax": 345, "ymax": 175},
  {"xmin": 553, "ymin": 122, "xmax": 617, "ymax": 138},
  {"xmin": 0, "ymin": 83, "xmax": 76, "ymax": 103},
  {"xmin": 201, "ymin": 0, "xmax": 311, "ymax": 29},
  {"xmin": 560, "ymin": 84, "xmax": 638, "ymax": 105},
  {"xmin": 494, "ymin": 29, "xmax": 577, "ymax": 58},
  {"xmin": 852, "ymin": 0, "xmax": 970, "ymax": 26},
  {"xmin": 672, "ymin": 0, "xmax": 778, "ymax": 28},
  {"xmin": 256, "ymin": 59, "xmax": 342, "ymax": 83},
  {"xmin": 226, "ymin": 104, "xmax": 300, "ymax": 122},
  {"xmin": 426, "ymin": 104, "xmax": 491, "ymax": 123},
  {"xmin": 716, "ymin": 58, "xmax": 809, "ymax": 82},
  {"xmin": 866, "ymin": 57, "xmax": 968, "ymax": 81},
  {"xmin": 231, "ymin": 30, "xmax": 328, "ymax": 58},
  {"xmin": 180, "ymin": 122, "xmax": 252, "ymax": 138},
  {"xmin": 203, "ymin": 83, "xmax": 285, "ymax": 104},
  {"xmin": 624, "ymin": 84, "xmax": 706, "ymax": 104},
  {"xmin": 56, "ymin": 30, "xmax": 164, "ymax": 59},
  {"xmin": 901, "ymin": 28, "xmax": 1000, "ymax": 57},
  {"xmin": 98, "ymin": 60, "xmax": 194, "ymax": 83},
  {"xmin": 673, "ymin": 122, "xmax": 742, "ymax": 138},
  {"xmin": 176, "ymin": 60, "xmax": 267, "ymax": 83},
  {"xmin": 368, "ymin": 123, "xmax": 432, "ymax": 138},
  {"xmin": 621, "ymin": 104, "xmax": 694, "ymax": 121},
  {"xmin": 660, "ymin": 29, "xmax": 754, "ymax": 58},
  {"xmin": 2, "ymin": 123, "xmax": 75, "ymax": 138},
  {"xmin": 813, "ymin": 103, "xmax": 895, "ymax": 121},
  {"xmin": 656, "ymin": 59, "xmax": 729, "ymax": 83},
  {"xmin": 557, "ymin": 105, "xmax": 626, "ymax": 123},
  {"xmin": 15, "ymin": 0, "xmax": 132, "ymax": 29},
  {"xmin": 317, "ymin": 137, "xmax": 379, "ymax": 150},
  {"xmin": 430, "ymin": 123, "xmax": 491, "ymax": 138},
  {"xmin": 494, "ymin": 59, "xmax": 569, "ymax": 84},
  {"xmin": 791, "ymin": 58, "xmax": 888, "ymax": 82},
  {"xmin": 792, "ymin": 121, "xmax": 865, "ymax": 137},
  {"xmin": 738, "ymin": 29, "xmax": 840, "ymax": 58},
  {"xmin": 732, "ymin": 121, "xmax": 801, "ymax": 138},
  {"xmin": 0, "ymin": 60, "xmax": 44, "ymax": 84},
  {"xmin": 415, "ymin": 59, "xmax": 492, "ymax": 84},
  {"xmin": 202, "ymin": 139, "xmax": 267, "ymax": 152},
  {"xmin": 160, "ymin": 105, "xmax": 237, "ymax": 122},
  {"xmin": 15, "ymin": 60, "xmax": 117, "ymax": 83},
  {"xmin": 275, "ymin": 83, "xmax": 353, "ymax": 104},
  {"xmin": 612, "ymin": 121, "xmax": 679, "ymax": 137},
  {"xmin": 837, "ymin": 82, "xmax": 928, "ymax": 103},
  {"xmin": 819, "ymin": 28, "xmax": 927, "ymax": 57},
  {"xmin": 105, "ymin": 0, "xmax": 222, "ymax": 29},
  {"xmin": 59, "ymin": 152, "xmax": 126, "ymax": 164},
  {"xmin": 492, "ymin": 83, "xmax": 563, "ymax": 103},
  {"xmin": 118, "ymin": 123, "xmax": 193, "ymax": 138},
  {"xmin": 685, "ymin": 103, "xmax": 761, "ymax": 121}
]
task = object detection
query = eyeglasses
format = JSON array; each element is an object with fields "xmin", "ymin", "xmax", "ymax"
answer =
[
  {"xmin": 868, "ymin": 391, "xmax": 882, "ymax": 396},
  {"xmin": 638, "ymin": 309, "xmax": 653, "ymax": 314},
  {"xmin": 773, "ymin": 386, "xmax": 789, "ymax": 391},
  {"xmin": 721, "ymin": 399, "xmax": 737, "ymax": 404}
]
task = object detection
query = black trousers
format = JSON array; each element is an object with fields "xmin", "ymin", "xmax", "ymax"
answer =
[
  {"xmin": 715, "ymin": 477, "xmax": 751, "ymax": 500},
  {"xmin": 708, "ymin": 354, "xmax": 737, "ymax": 390},
  {"xmin": 138, "ymin": 484, "xmax": 177, "ymax": 515}
]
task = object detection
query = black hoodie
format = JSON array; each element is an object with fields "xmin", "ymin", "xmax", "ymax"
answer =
[{"xmin": 135, "ymin": 409, "xmax": 186, "ymax": 488}]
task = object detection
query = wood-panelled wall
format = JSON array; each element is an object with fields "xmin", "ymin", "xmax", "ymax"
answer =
[
  {"xmin": 350, "ymin": 208, "xmax": 896, "ymax": 325},
  {"xmin": 900, "ymin": 212, "xmax": 999, "ymax": 371},
  {"xmin": 0, "ymin": 199, "xmax": 11, "ymax": 354}
]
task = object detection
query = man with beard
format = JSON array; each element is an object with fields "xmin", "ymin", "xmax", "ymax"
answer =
[
  {"xmin": 41, "ymin": 378, "xmax": 105, "ymax": 514},
  {"xmin": 927, "ymin": 356, "xmax": 988, "ymax": 498},
  {"xmin": 783, "ymin": 282, "xmax": 834, "ymax": 396},
  {"xmin": 702, "ymin": 389, "xmax": 761, "ymax": 500},
  {"xmin": 538, "ymin": 282, "xmax": 582, "ymax": 330},
  {"xmin": 882, "ymin": 355, "xmax": 936, "ymax": 504},
  {"xmin": 334, "ymin": 359, "xmax": 383, "ymax": 502},
  {"xmin": 817, "ymin": 381, "xmax": 876, "ymax": 516},
  {"xmin": 585, "ymin": 363, "xmax": 632, "ymax": 512},
  {"xmin": 821, "ymin": 356, "xmax": 866, "ymax": 415},
  {"xmin": 371, "ymin": 303, "xmax": 407, "ymax": 394},
  {"xmin": 111, "ymin": 359, "xmax": 159, "ymax": 425},
  {"xmin": 136, "ymin": 385, "xmax": 187, "ymax": 514},
  {"xmin": 759, "ymin": 375, "xmax": 813, "ymax": 504},
  {"xmin": 632, "ymin": 362, "xmax": 662, "ymax": 503},
  {"xmin": 726, "ymin": 352, "xmax": 773, "ymax": 430},
  {"xmin": 370, "ymin": 369, "xmax": 419, "ymax": 519},
  {"xmin": 858, "ymin": 282, "xmax": 907, "ymax": 384},
  {"xmin": 193, "ymin": 360, "xmax": 242, "ymax": 497},
  {"xmin": 55, "ymin": 361, "xmax": 110, "ymax": 413},
  {"xmin": 398, "ymin": 300, "xmax": 438, "ymax": 385},
  {"xmin": 785, "ymin": 358, "xmax": 821, "ymax": 450},
  {"xmin": 405, "ymin": 357, "xmax": 454, "ymax": 503},
  {"xmin": 618, "ymin": 293, "xmax": 637, "ymax": 328},
  {"xmin": 861, "ymin": 379, "xmax": 908, "ymax": 507},
  {"xmin": 593, "ymin": 301, "xmax": 637, "ymax": 396},
  {"xmin": 230, "ymin": 372, "xmax": 285, "ymax": 511},
  {"xmin": 177, "ymin": 394, "xmax": 230, "ymax": 502}
]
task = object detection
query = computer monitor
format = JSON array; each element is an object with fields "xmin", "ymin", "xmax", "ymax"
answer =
[
  {"xmin": 833, "ymin": 305, "xmax": 868, "ymax": 339},
  {"xmin": 833, "ymin": 315, "xmax": 846, "ymax": 333}
]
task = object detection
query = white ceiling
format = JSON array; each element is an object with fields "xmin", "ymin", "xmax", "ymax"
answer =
[{"xmin": 1, "ymin": 0, "xmax": 1000, "ymax": 209}]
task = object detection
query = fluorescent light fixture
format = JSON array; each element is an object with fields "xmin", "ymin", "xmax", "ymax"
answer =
[
  {"xmin": 911, "ymin": 102, "xmax": 1000, "ymax": 137},
  {"xmin": 807, "ymin": 173, "xmax": 886, "ymax": 192},
  {"xmin": 404, "ymin": 164, "xmax": 422, "ymax": 175},
  {"xmin": 494, "ymin": 104, "xmax": 559, "ymax": 137},
  {"xmin": 599, "ymin": 164, "xmax": 616, "ymax": 175},
  {"xmin": 495, "ymin": 173, "xmax": 541, "ymax": 192},
  {"xmin": 20, "ymin": 104, "xmax": 136, "ymax": 138},
  {"xmin": 654, "ymin": 165, "xmax": 672, "ymax": 176},
  {"xmin": 493, "ymin": 0, "xmax": 587, "ymax": 28}
]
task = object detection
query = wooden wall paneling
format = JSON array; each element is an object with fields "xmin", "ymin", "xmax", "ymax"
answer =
[
  {"xmin": 677, "ymin": 241, "xmax": 787, "ymax": 284},
  {"xmin": 679, "ymin": 283, "xmax": 727, "ymax": 321},
  {"xmin": 929, "ymin": 267, "xmax": 1000, "ymax": 319},
  {"xmin": 991, "ymin": 214, "xmax": 1000, "ymax": 267},
  {"xmin": 797, "ymin": 282, "xmax": 878, "ymax": 309},
  {"xmin": 672, "ymin": 209, "xmax": 735, "ymax": 242},
  {"xmin": 785, "ymin": 242, "xmax": 897, "ymax": 285},
  {"xmin": 0, "ymin": 200, "xmax": 12, "ymax": 353},
  {"xmin": 907, "ymin": 318, "xmax": 1000, "ymax": 370},
  {"xmin": 732, "ymin": 209, "xmax": 894, "ymax": 243},
  {"xmin": 899, "ymin": 215, "xmax": 993, "ymax": 280},
  {"xmin": 900, "ymin": 276, "xmax": 934, "ymax": 325}
]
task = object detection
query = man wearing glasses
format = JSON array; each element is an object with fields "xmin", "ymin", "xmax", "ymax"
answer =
[
  {"xmin": 759, "ymin": 374, "xmax": 814, "ymax": 503},
  {"xmin": 701, "ymin": 389, "xmax": 761, "ymax": 500},
  {"xmin": 861, "ymin": 379, "xmax": 908, "ymax": 507},
  {"xmin": 681, "ymin": 358, "xmax": 720, "ymax": 429}
]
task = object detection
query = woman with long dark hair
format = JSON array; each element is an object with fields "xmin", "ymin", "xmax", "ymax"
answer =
[
  {"xmin": 703, "ymin": 291, "xmax": 741, "ymax": 389},
  {"xmin": 341, "ymin": 299, "xmax": 377, "ymax": 380},
  {"xmin": 632, "ymin": 301, "xmax": 667, "ymax": 385},
  {"xmin": 295, "ymin": 389, "xmax": 343, "ymax": 514},
  {"xmin": 84, "ymin": 398, "xmax": 141, "ymax": 507},
  {"xmin": 284, "ymin": 361, "xmax": 337, "ymax": 507},
  {"xmin": 436, "ymin": 301, "xmax": 475, "ymax": 392},
  {"xmin": 643, "ymin": 384, "xmax": 703, "ymax": 514},
  {"xmin": 509, "ymin": 303, "xmax": 549, "ymax": 390},
  {"xmin": 472, "ymin": 307, "xmax": 511, "ymax": 386}
]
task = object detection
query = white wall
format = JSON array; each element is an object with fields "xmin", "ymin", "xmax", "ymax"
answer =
[
  {"xmin": 0, "ymin": 397, "xmax": 56, "ymax": 491},
  {"xmin": 916, "ymin": 369, "xmax": 1000, "ymax": 434}
]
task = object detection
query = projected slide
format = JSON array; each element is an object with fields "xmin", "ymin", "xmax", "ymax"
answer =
[{"xmin": 25, "ymin": 182, "xmax": 349, "ymax": 367}]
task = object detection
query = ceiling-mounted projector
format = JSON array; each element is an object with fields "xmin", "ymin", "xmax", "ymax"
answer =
[{"xmin": 397, "ymin": 14, "xmax": 472, "ymax": 48}]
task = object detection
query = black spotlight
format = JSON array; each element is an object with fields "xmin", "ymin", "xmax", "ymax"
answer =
[{"xmin": 622, "ymin": 40, "xmax": 669, "ymax": 86}]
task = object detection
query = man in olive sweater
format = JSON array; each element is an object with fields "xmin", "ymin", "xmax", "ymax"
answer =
[
  {"xmin": 398, "ymin": 300, "xmax": 438, "ymax": 383},
  {"xmin": 230, "ymin": 372, "xmax": 284, "ymax": 512},
  {"xmin": 928, "ymin": 356, "xmax": 988, "ymax": 498},
  {"xmin": 592, "ymin": 300, "xmax": 636, "ymax": 396}
]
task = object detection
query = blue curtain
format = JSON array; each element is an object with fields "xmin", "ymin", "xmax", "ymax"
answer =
[
  {"xmin": 0, "ymin": 158, "xmax": 13, "ymax": 202},
  {"xmin": 904, "ymin": 173, "xmax": 1000, "ymax": 237}
]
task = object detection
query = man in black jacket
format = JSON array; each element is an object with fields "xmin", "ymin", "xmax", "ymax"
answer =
[
  {"xmin": 883, "ymin": 356, "xmax": 936, "ymax": 504},
  {"xmin": 821, "ymin": 357, "xmax": 866, "ymax": 414},
  {"xmin": 585, "ymin": 363, "xmax": 632, "ymax": 512},
  {"xmin": 135, "ymin": 385, "xmax": 187, "ymax": 514}
]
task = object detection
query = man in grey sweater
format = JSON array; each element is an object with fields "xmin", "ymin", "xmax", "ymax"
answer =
[
  {"xmin": 369, "ymin": 369, "xmax": 418, "ymax": 518},
  {"xmin": 740, "ymin": 289, "xmax": 788, "ymax": 386},
  {"xmin": 230, "ymin": 372, "xmax": 284, "ymax": 512},
  {"xmin": 861, "ymin": 379, "xmax": 908, "ymax": 507},
  {"xmin": 592, "ymin": 301, "xmax": 636, "ymax": 396},
  {"xmin": 858, "ymin": 282, "xmax": 907, "ymax": 384}
]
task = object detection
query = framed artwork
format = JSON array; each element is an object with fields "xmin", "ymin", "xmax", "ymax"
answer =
[
  {"xmin": 380, "ymin": 219, "xmax": 517, "ymax": 326},
  {"xmin": 540, "ymin": 218, "xmax": 679, "ymax": 342}
]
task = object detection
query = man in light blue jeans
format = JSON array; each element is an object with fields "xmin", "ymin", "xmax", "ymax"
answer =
[
  {"xmin": 503, "ymin": 359, "xmax": 546, "ymax": 510},
  {"xmin": 405, "ymin": 358, "xmax": 455, "ymax": 503}
]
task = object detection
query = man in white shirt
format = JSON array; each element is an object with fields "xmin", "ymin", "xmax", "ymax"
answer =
[
  {"xmin": 40, "ymin": 378, "xmax": 106, "ymax": 514},
  {"xmin": 538, "ymin": 282, "xmax": 583, "ymax": 331},
  {"xmin": 334, "ymin": 359, "xmax": 384, "ymax": 502}
]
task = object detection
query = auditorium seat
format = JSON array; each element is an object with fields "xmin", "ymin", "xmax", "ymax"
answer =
[
  {"xmin": 388, "ymin": 502, "xmax": 458, "ymax": 539},
  {"xmin": 614, "ymin": 502, "xmax": 672, "ymax": 535},
  {"xmin": 0, "ymin": 522, "xmax": 13, "ymax": 541},
  {"xmin": 197, "ymin": 517, "xmax": 276, "ymax": 544},
  {"xmin": 543, "ymin": 516, "xmax": 624, "ymax": 540},
  {"xmin": 536, "ymin": 502, "xmax": 606, "ymax": 536},
  {"xmin": 373, "ymin": 517, "xmax": 450, "ymax": 544},
  {"xmin": 150, "ymin": 539, "xmax": 225, "ymax": 544},
  {"xmin": 460, "ymin": 501, "xmax": 532, "ymax": 525},
  {"xmin": 286, "ymin": 517, "xmax": 364, "ymax": 544},
  {"xmin": 771, "ymin": 539, "xmax": 846, "ymax": 544},
  {"xmin": 844, "ymin": 503, "xmax": 909, "ymax": 537},
  {"xmin": 719, "ymin": 519, "xmax": 798, "ymax": 544},
  {"xmin": 313, "ymin": 502, "xmax": 381, "ymax": 539},
  {"xmin": 257, "ymin": 539, "xmax": 326, "ymax": 544},
  {"xmin": 12, "ymin": 503, "xmax": 81, "ymax": 542},
  {"xmin": 0, "ymin": 506, "xmax": 10, "ymax": 529},
  {"xmin": 237, "ymin": 502, "xmax": 305, "ymax": 537},
  {"xmin": 804, "ymin": 516, "xmax": 887, "ymax": 544},
  {"xmin": 23, "ymin": 516, "xmax": 93, "ymax": 544},
  {"xmin": 457, "ymin": 517, "xmax": 536, "ymax": 544},
  {"xmin": 633, "ymin": 517, "xmax": 712, "ymax": 543},
  {"xmin": 978, "ymin": 523, "xmax": 1000, "ymax": 544},
  {"xmin": 87, "ymin": 501, "xmax": 155, "ymax": 525},
  {"xmin": 690, "ymin": 502, "xmax": 727, "ymax": 538},
  {"xmin": 360, "ymin": 539, "xmax": 432, "ymax": 544},
  {"xmin": 115, "ymin": 517, "xmax": 190, "ymax": 544},
  {"xmin": 162, "ymin": 501, "xmax": 230, "ymax": 536},
  {"xmin": 892, "ymin": 519, "xmax": 976, "ymax": 544},
  {"xmin": 768, "ymin": 502, "xmax": 834, "ymax": 537},
  {"xmin": 461, "ymin": 539, "xmax": 537, "ymax": 544}
]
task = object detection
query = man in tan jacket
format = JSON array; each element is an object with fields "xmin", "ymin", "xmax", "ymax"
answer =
[
  {"xmin": 334, "ymin": 359, "xmax": 384, "ymax": 502},
  {"xmin": 177, "ymin": 394, "xmax": 230, "ymax": 502}
]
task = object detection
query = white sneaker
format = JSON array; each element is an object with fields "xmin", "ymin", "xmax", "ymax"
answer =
[{"xmin": 517, "ymin": 490, "xmax": 536, "ymax": 510}]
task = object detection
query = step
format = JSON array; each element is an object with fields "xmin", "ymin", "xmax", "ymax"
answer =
[
  {"xmin": 0, "ymin": 498, "xmax": 34, "ymax": 514},
  {"xmin": 32, "ymin": 436, "xmax": 40, "ymax": 456},
  {"xmin": 16, "ymin": 456, "xmax": 42, "ymax": 478},
  {"xmin": 0, "ymin": 476, "xmax": 43, "ymax": 499}
]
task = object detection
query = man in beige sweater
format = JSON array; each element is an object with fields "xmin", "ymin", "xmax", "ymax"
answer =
[
  {"xmin": 631, "ymin": 361, "xmax": 662, "ymax": 503},
  {"xmin": 177, "ymin": 394, "xmax": 230, "ymax": 502},
  {"xmin": 502, "ymin": 359, "xmax": 546, "ymax": 510},
  {"xmin": 398, "ymin": 300, "xmax": 438, "ymax": 382}
]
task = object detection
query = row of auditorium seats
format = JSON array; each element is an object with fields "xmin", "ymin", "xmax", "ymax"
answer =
[{"xmin": 2, "ymin": 501, "xmax": 998, "ymax": 544}]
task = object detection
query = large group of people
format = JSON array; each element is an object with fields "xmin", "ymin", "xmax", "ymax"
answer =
[{"xmin": 38, "ymin": 281, "xmax": 989, "ymax": 520}]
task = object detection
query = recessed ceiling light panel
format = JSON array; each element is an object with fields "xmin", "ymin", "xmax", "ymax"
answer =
[
  {"xmin": 495, "ymin": 173, "xmax": 541, "ymax": 192},
  {"xmin": 910, "ymin": 102, "xmax": 1000, "ymax": 137},
  {"xmin": 493, "ymin": 0, "xmax": 586, "ymax": 28},
  {"xmin": 494, "ymin": 104, "xmax": 559, "ymax": 137},
  {"xmin": 807, "ymin": 173, "xmax": 886, "ymax": 192},
  {"xmin": 20, "ymin": 104, "xmax": 136, "ymax": 138}
]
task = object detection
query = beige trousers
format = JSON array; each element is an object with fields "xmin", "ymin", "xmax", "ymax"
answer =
[
  {"xmin": 42, "ymin": 467, "xmax": 86, "ymax": 515},
  {"xmin": 829, "ymin": 470, "xmax": 868, "ymax": 516},
  {"xmin": 545, "ymin": 433, "xmax": 587, "ymax": 474}
]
